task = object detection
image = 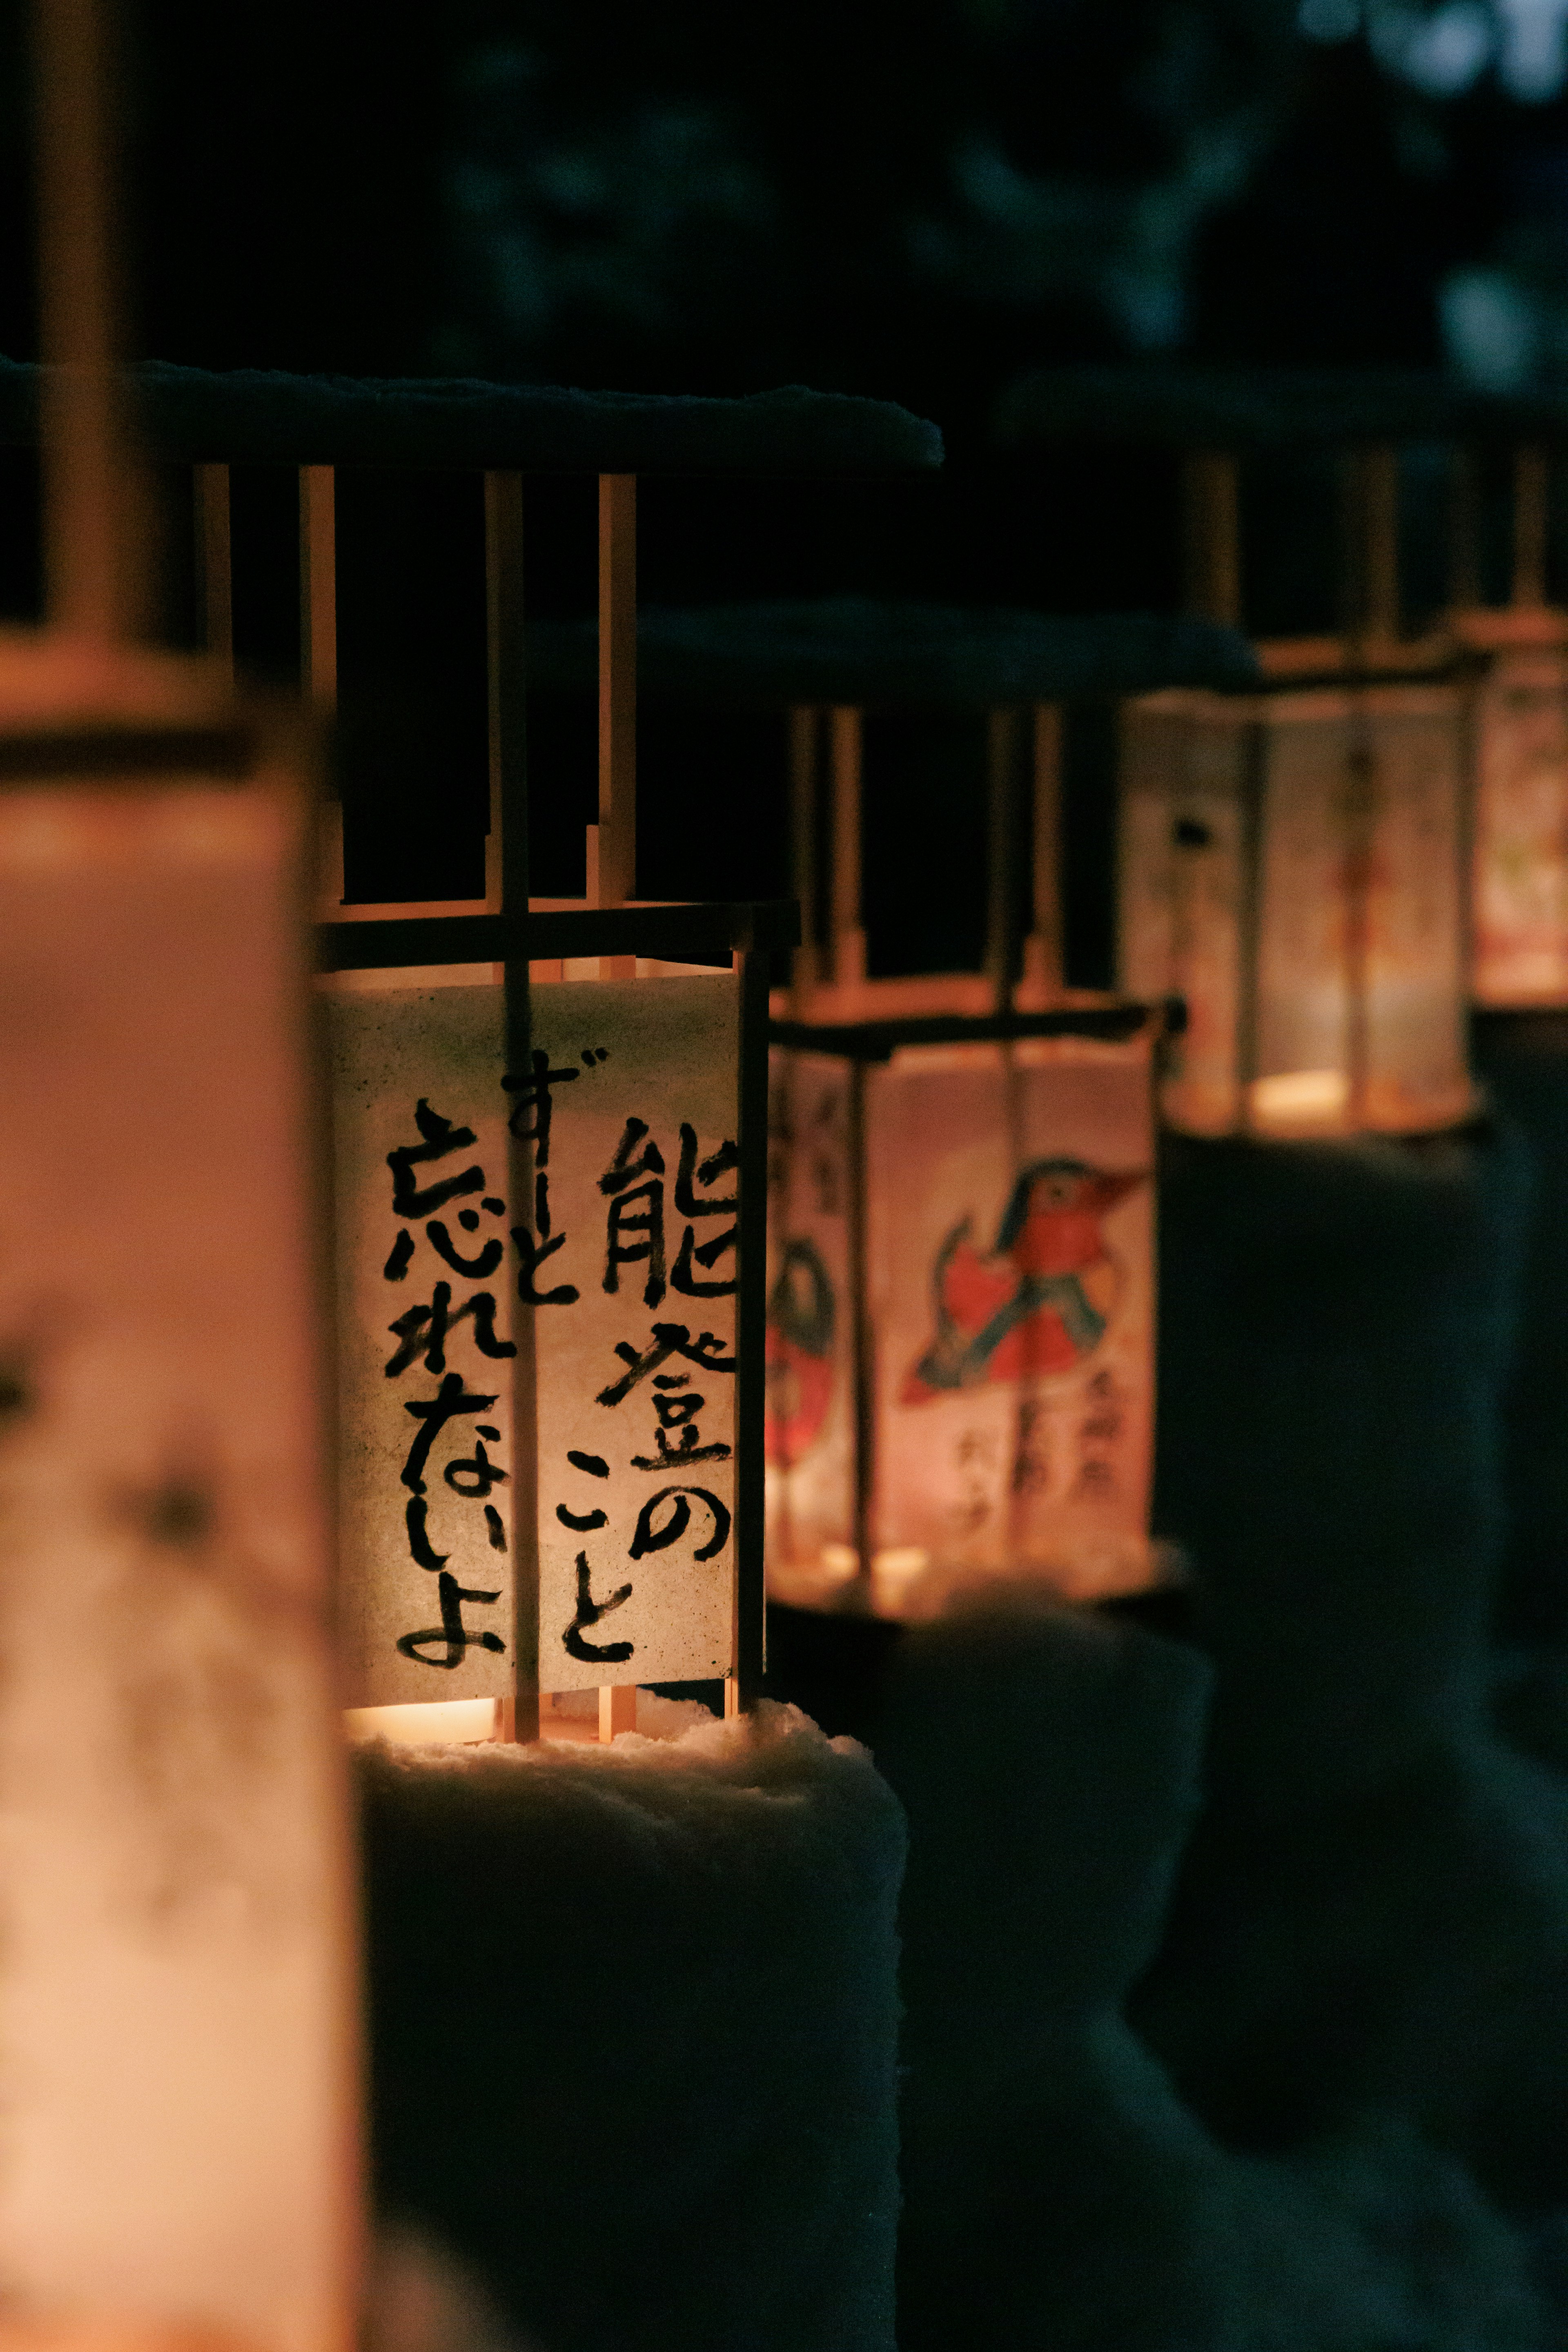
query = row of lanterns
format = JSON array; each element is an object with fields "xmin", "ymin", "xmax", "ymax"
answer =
[{"xmin": 766, "ymin": 382, "xmax": 1568, "ymax": 1618}]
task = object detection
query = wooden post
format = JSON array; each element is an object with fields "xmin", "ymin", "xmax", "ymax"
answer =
[
  {"xmin": 1514, "ymin": 445, "xmax": 1550, "ymax": 610},
  {"xmin": 597, "ymin": 474, "xmax": 637, "ymax": 911},
  {"xmin": 34, "ymin": 0, "xmax": 131, "ymax": 641},
  {"xmin": 1449, "ymin": 447, "xmax": 1482, "ymax": 614},
  {"xmin": 194, "ymin": 463, "xmax": 234, "ymax": 679},
  {"xmin": 599, "ymin": 1686, "xmax": 636, "ymax": 1741},
  {"xmin": 985, "ymin": 705, "xmax": 1022, "ymax": 1015},
  {"xmin": 595, "ymin": 472, "xmax": 637, "ymax": 1720},
  {"xmin": 299, "ymin": 465, "xmax": 342, "ymax": 906},
  {"xmin": 846, "ymin": 1055, "xmax": 875, "ymax": 1605},
  {"xmin": 728, "ymin": 942, "xmax": 769, "ymax": 1714},
  {"xmin": 483, "ymin": 472, "xmax": 523, "ymax": 915},
  {"xmin": 1181, "ymin": 451, "xmax": 1242, "ymax": 629},
  {"xmin": 830, "ymin": 706, "xmax": 865, "ymax": 989},
  {"xmin": 487, "ymin": 471, "xmax": 541, "ymax": 1747},
  {"xmin": 1024, "ymin": 702, "xmax": 1064, "ymax": 996},
  {"xmin": 300, "ymin": 465, "xmax": 337, "ymax": 707},
  {"xmin": 1344, "ymin": 445, "xmax": 1400, "ymax": 656},
  {"xmin": 789, "ymin": 704, "xmax": 821, "ymax": 1012}
]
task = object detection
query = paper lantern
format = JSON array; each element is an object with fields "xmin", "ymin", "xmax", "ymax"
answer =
[
  {"xmin": 176, "ymin": 387, "xmax": 940, "ymax": 1738},
  {"xmin": 766, "ymin": 1008, "xmax": 1160, "ymax": 1616},
  {"xmin": 0, "ymin": 0, "xmax": 360, "ymax": 2335},
  {"xmin": 314, "ymin": 482, "xmax": 775, "ymax": 1744},
  {"xmin": 735, "ymin": 608, "xmax": 1226, "ymax": 1616},
  {"xmin": 1120, "ymin": 673, "xmax": 1475, "ymax": 1137},
  {"xmin": 0, "ymin": 637, "xmax": 361, "ymax": 2352},
  {"xmin": 1451, "ymin": 448, "xmax": 1568, "ymax": 1010},
  {"xmin": 993, "ymin": 369, "xmax": 1478, "ymax": 1140}
]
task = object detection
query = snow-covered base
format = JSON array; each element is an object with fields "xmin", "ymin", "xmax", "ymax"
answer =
[
  {"xmin": 876, "ymin": 1590, "xmax": 1544, "ymax": 2352},
  {"xmin": 358, "ymin": 1704, "xmax": 904, "ymax": 2352}
]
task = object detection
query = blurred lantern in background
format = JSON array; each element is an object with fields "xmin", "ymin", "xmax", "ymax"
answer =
[
  {"xmin": 1000, "ymin": 369, "xmax": 1480, "ymax": 1139},
  {"xmin": 550, "ymin": 600, "xmax": 1255, "ymax": 1617},
  {"xmin": 1452, "ymin": 431, "xmax": 1568, "ymax": 1009}
]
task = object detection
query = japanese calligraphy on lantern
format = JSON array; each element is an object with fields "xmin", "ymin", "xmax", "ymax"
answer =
[
  {"xmin": 328, "ymin": 972, "xmax": 741, "ymax": 1702},
  {"xmin": 766, "ymin": 1030, "xmax": 1156, "ymax": 1605}
]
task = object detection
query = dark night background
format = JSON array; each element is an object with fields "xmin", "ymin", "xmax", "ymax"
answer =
[{"xmin": 7, "ymin": 0, "xmax": 1568, "ymax": 918}]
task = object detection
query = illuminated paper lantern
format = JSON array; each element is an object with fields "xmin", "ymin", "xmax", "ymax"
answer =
[
  {"xmin": 1463, "ymin": 610, "xmax": 1568, "ymax": 1009},
  {"xmin": 0, "ymin": 0, "xmax": 360, "ymax": 2335},
  {"xmin": 328, "ymin": 964, "xmax": 753, "ymax": 1706},
  {"xmin": 1120, "ymin": 674, "xmax": 1475, "ymax": 1136},
  {"xmin": 164, "ymin": 376, "xmax": 940, "ymax": 1736},
  {"xmin": 1452, "ymin": 448, "xmax": 1568, "ymax": 1009},
  {"xmin": 991, "ymin": 366, "xmax": 1479, "ymax": 1138},
  {"xmin": 766, "ymin": 1010, "xmax": 1160, "ymax": 1615},
  {"xmin": 0, "ymin": 639, "xmax": 359, "ymax": 2352}
]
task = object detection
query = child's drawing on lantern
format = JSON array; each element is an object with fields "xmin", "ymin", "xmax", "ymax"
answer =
[
  {"xmin": 765, "ymin": 1237, "xmax": 837, "ymax": 1464},
  {"xmin": 901, "ymin": 1158, "xmax": 1146, "ymax": 1400},
  {"xmin": 766, "ymin": 1029, "xmax": 1158, "ymax": 1606}
]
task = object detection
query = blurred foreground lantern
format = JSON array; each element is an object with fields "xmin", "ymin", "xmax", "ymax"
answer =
[
  {"xmin": 0, "ymin": 637, "xmax": 360, "ymax": 2352},
  {"xmin": 997, "ymin": 367, "xmax": 1480, "ymax": 1138},
  {"xmin": 0, "ymin": 0, "xmax": 359, "ymax": 2337},
  {"xmin": 567, "ymin": 599, "xmax": 1255, "ymax": 1616},
  {"xmin": 166, "ymin": 380, "xmax": 940, "ymax": 1733}
]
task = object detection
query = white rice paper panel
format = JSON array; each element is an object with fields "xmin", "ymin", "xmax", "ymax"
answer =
[{"xmin": 330, "ymin": 973, "xmax": 741, "ymax": 1702}]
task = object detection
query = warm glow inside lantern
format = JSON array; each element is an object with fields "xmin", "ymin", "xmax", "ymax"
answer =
[
  {"xmin": 305, "ymin": 472, "xmax": 776, "ymax": 1740},
  {"xmin": 765, "ymin": 1011, "xmax": 1160, "ymax": 1618},
  {"xmin": 759, "ymin": 631, "xmax": 1173, "ymax": 1618},
  {"xmin": 992, "ymin": 368, "xmax": 1482, "ymax": 1138},
  {"xmin": 0, "ymin": 0, "xmax": 360, "ymax": 2327},
  {"xmin": 1452, "ymin": 449, "xmax": 1568, "ymax": 1009},
  {"xmin": 0, "ymin": 639, "xmax": 360, "ymax": 2352},
  {"xmin": 180, "ymin": 395, "xmax": 944, "ymax": 1737},
  {"xmin": 1120, "ymin": 673, "xmax": 1475, "ymax": 1137}
]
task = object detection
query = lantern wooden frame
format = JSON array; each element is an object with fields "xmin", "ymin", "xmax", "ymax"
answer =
[
  {"xmin": 768, "ymin": 668, "xmax": 1163, "ymax": 1617},
  {"xmin": 267, "ymin": 464, "xmax": 781, "ymax": 1738},
  {"xmin": 1120, "ymin": 666, "xmax": 1477, "ymax": 1139}
]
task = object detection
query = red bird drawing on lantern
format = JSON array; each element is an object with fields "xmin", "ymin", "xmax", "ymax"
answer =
[
  {"xmin": 902, "ymin": 1157, "xmax": 1146, "ymax": 1402},
  {"xmin": 765, "ymin": 1236, "xmax": 837, "ymax": 1466}
]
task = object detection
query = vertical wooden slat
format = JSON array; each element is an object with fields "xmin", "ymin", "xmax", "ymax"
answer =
[
  {"xmin": 1448, "ymin": 447, "xmax": 1483, "ymax": 613},
  {"xmin": 728, "ymin": 942, "xmax": 770, "ymax": 1715},
  {"xmin": 1344, "ymin": 445, "xmax": 1400, "ymax": 652},
  {"xmin": 1181, "ymin": 450, "xmax": 1241, "ymax": 630},
  {"xmin": 486, "ymin": 471, "xmax": 540, "ymax": 1746},
  {"xmin": 1235, "ymin": 718, "xmax": 1265, "ymax": 1135},
  {"xmin": 299, "ymin": 466, "xmax": 341, "ymax": 907},
  {"xmin": 599, "ymin": 1685, "xmax": 637, "ymax": 1741},
  {"xmin": 486, "ymin": 471, "xmax": 524, "ymax": 913},
  {"xmin": 1514, "ymin": 445, "xmax": 1550, "ymax": 609},
  {"xmin": 830, "ymin": 706, "xmax": 865, "ymax": 988},
  {"xmin": 35, "ymin": 0, "xmax": 129, "ymax": 641},
  {"xmin": 597, "ymin": 474, "xmax": 637, "ymax": 910},
  {"xmin": 789, "ymin": 703, "xmax": 820, "ymax": 1012},
  {"xmin": 846, "ymin": 1056, "xmax": 875, "ymax": 1603},
  {"xmin": 194, "ymin": 462, "xmax": 234, "ymax": 679},
  {"xmin": 1025, "ymin": 702, "xmax": 1064, "ymax": 996},
  {"xmin": 299, "ymin": 466, "xmax": 336, "ymax": 708},
  {"xmin": 985, "ymin": 706, "xmax": 1022, "ymax": 1013}
]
